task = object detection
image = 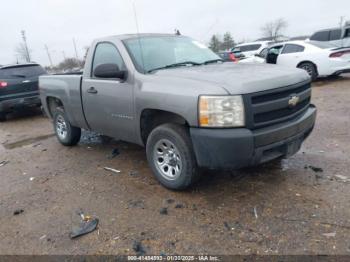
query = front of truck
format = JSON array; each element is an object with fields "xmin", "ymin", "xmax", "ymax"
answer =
[{"xmin": 123, "ymin": 34, "xmax": 316, "ymax": 170}]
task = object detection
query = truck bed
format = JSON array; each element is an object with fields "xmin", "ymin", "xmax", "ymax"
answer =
[{"xmin": 39, "ymin": 74, "xmax": 89, "ymax": 129}]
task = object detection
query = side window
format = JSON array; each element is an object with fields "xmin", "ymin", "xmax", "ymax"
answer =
[
  {"xmin": 281, "ymin": 44, "xmax": 305, "ymax": 54},
  {"xmin": 344, "ymin": 28, "xmax": 350, "ymax": 38},
  {"xmin": 259, "ymin": 48, "xmax": 268, "ymax": 58},
  {"xmin": 92, "ymin": 42, "xmax": 125, "ymax": 77},
  {"xmin": 329, "ymin": 29, "xmax": 342, "ymax": 41},
  {"xmin": 310, "ymin": 31, "xmax": 330, "ymax": 41},
  {"xmin": 268, "ymin": 45, "xmax": 284, "ymax": 55}
]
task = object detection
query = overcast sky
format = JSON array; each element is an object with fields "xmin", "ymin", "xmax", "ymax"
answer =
[{"xmin": 1, "ymin": 0, "xmax": 349, "ymax": 66}]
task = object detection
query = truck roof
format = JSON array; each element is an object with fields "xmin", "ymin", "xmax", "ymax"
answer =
[{"xmin": 95, "ymin": 33, "xmax": 183, "ymax": 42}]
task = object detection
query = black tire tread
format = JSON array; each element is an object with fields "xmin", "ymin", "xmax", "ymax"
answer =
[
  {"xmin": 146, "ymin": 123, "xmax": 200, "ymax": 190},
  {"xmin": 53, "ymin": 107, "xmax": 81, "ymax": 146}
]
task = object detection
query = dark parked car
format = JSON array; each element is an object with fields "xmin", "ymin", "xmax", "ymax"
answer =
[{"xmin": 0, "ymin": 63, "xmax": 47, "ymax": 121}]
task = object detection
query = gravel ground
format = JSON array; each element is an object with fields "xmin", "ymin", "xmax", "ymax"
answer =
[{"xmin": 0, "ymin": 75, "xmax": 349, "ymax": 256}]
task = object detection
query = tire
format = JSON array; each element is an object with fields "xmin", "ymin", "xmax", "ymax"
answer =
[
  {"xmin": 53, "ymin": 107, "xmax": 81, "ymax": 146},
  {"xmin": 146, "ymin": 123, "xmax": 200, "ymax": 190},
  {"xmin": 297, "ymin": 62, "xmax": 318, "ymax": 81},
  {"xmin": 0, "ymin": 112, "xmax": 6, "ymax": 122}
]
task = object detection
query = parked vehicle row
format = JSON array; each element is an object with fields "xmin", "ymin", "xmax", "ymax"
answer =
[
  {"xmin": 240, "ymin": 40, "xmax": 350, "ymax": 80},
  {"xmin": 40, "ymin": 33, "xmax": 316, "ymax": 190},
  {"xmin": 232, "ymin": 41, "xmax": 273, "ymax": 58},
  {"xmin": 0, "ymin": 63, "xmax": 47, "ymax": 121},
  {"xmin": 309, "ymin": 24, "xmax": 350, "ymax": 47}
]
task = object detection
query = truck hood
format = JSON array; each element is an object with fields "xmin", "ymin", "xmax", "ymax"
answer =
[{"xmin": 151, "ymin": 63, "xmax": 310, "ymax": 95}]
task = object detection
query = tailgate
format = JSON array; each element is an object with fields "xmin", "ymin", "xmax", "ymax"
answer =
[{"xmin": 0, "ymin": 76, "xmax": 39, "ymax": 97}]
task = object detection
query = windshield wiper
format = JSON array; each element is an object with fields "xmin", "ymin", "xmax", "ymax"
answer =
[
  {"xmin": 201, "ymin": 59, "xmax": 223, "ymax": 65},
  {"xmin": 148, "ymin": 61, "xmax": 201, "ymax": 73}
]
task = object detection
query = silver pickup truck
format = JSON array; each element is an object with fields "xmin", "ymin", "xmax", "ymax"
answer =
[{"xmin": 39, "ymin": 34, "xmax": 317, "ymax": 190}]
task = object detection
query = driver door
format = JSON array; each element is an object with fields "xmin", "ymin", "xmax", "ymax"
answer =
[{"xmin": 81, "ymin": 42, "xmax": 135, "ymax": 142}]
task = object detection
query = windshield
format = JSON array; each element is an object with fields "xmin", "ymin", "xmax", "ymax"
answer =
[
  {"xmin": 123, "ymin": 36, "xmax": 220, "ymax": 73},
  {"xmin": 0, "ymin": 65, "xmax": 46, "ymax": 79}
]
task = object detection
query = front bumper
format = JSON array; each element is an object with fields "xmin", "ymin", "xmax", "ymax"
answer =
[
  {"xmin": 0, "ymin": 95, "xmax": 41, "ymax": 112},
  {"xmin": 190, "ymin": 105, "xmax": 317, "ymax": 169}
]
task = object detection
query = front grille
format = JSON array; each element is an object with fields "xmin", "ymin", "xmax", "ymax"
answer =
[{"xmin": 246, "ymin": 81, "xmax": 312, "ymax": 129}]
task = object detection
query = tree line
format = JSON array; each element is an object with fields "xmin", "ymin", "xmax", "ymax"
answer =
[{"xmin": 208, "ymin": 18, "xmax": 288, "ymax": 53}]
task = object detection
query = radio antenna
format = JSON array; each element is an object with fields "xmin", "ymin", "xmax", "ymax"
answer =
[{"xmin": 132, "ymin": 1, "xmax": 146, "ymax": 73}]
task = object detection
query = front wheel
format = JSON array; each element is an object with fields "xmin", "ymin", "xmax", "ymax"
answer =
[
  {"xmin": 298, "ymin": 62, "xmax": 318, "ymax": 81},
  {"xmin": 146, "ymin": 124, "xmax": 200, "ymax": 190},
  {"xmin": 53, "ymin": 107, "xmax": 81, "ymax": 146}
]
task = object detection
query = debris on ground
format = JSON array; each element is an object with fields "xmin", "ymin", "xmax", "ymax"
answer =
[
  {"xmin": 0, "ymin": 160, "xmax": 9, "ymax": 167},
  {"xmin": 175, "ymin": 203, "xmax": 184, "ymax": 209},
  {"xmin": 323, "ymin": 232, "xmax": 336, "ymax": 238},
  {"xmin": 132, "ymin": 240, "xmax": 146, "ymax": 255},
  {"xmin": 224, "ymin": 221, "xmax": 233, "ymax": 231},
  {"xmin": 108, "ymin": 148, "xmax": 120, "ymax": 159},
  {"xmin": 159, "ymin": 207, "xmax": 168, "ymax": 215},
  {"xmin": 103, "ymin": 167, "xmax": 121, "ymax": 174},
  {"xmin": 166, "ymin": 199, "xmax": 175, "ymax": 204},
  {"xmin": 253, "ymin": 207, "xmax": 258, "ymax": 219},
  {"xmin": 128, "ymin": 200, "xmax": 145, "ymax": 209},
  {"xmin": 334, "ymin": 175, "xmax": 349, "ymax": 182},
  {"xmin": 70, "ymin": 212, "xmax": 99, "ymax": 239},
  {"xmin": 29, "ymin": 177, "xmax": 35, "ymax": 181},
  {"xmin": 307, "ymin": 165, "xmax": 324, "ymax": 173},
  {"xmin": 129, "ymin": 170, "xmax": 139, "ymax": 177},
  {"xmin": 39, "ymin": 235, "xmax": 47, "ymax": 240},
  {"xmin": 13, "ymin": 209, "xmax": 24, "ymax": 216}
]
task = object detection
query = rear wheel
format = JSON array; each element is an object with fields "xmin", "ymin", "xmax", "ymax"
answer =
[
  {"xmin": 0, "ymin": 112, "xmax": 6, "ymax": 122},
  {"xmin": 146, "ymin": 123, "xmax": 200, "ymax": 190},
  {"xmin": 298, "ymin": 62, "xmax": 318, "ymax": 81},
  {"xmin": 53, "ymin": 107, "xmax": 81, "ymax": 146}
]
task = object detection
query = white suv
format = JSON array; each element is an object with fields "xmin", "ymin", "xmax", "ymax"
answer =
[
  {"xmin": 309, "ymin": 25, "xmax": 350, "ymax": 47},
  {"xmin": 232, "ymin": 41, "xmax": 273, "ymax": 58}
]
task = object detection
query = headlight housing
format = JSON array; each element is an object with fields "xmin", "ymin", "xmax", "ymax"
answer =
[{"xmin": 199, "ymin": 95, "xmax": 245, "ymax": 127}]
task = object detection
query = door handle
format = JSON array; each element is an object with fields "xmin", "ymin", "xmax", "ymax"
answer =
[{"xmin": 87, "ymin": 87, "xmax": 98, "ymax": 94}]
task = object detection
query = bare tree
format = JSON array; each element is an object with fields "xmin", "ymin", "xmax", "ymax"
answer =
[
  {"xmin": 15, "ymin": 43, "xmax": 32, "ymax": 63},
  {"xmin": 261, "ymin": 18, "xmax": 288, "ymax": 41}
]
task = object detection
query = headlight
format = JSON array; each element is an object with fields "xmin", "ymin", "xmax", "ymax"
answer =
[{"xmin": 199, "ymin": 95, "xmax": 245, "ymax": 127}]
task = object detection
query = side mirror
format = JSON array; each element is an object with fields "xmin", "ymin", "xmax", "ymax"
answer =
[{"xmin": 94, "ymin": 63, "xmax": 126, "ymax": 79}]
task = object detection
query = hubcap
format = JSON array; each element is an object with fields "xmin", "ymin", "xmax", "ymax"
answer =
[
  {"xmin": 56, "ymin": 115, "xmax": 68, "ymax": 140},
  {"xmin": 153, "ymin": 139, "xmax": 182, "ymax": 180}
]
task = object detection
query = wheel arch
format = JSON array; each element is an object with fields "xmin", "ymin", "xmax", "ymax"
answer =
[
  {"xmin": 140, "ymin": 109, "xmax": 190, "ymax": 145},
  {"xmin": 297, "ymin": 60, "xmax": 319, "ymax": 76},
  {"xmin": 46, "ymin": 96, "xmax": 64, "ymax": 119}
]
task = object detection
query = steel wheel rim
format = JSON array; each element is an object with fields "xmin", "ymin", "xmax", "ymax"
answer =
[
  {"xmin": 153, "ymin": 139, "xmax": 182, "ymax": 181},
  {"xmin": 56, "ymin": 115, "xmax": 68, "ymax": 140}
]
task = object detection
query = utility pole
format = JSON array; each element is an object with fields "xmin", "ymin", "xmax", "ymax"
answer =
[
  {"xmin": 339, "ymin": 16, "xmax": 345, "ymax": 27},
  {"xmin": 44, "ymin": 45, "xmax": 54, "ymax": 68},
  {"xmin": 340, "ymin": 16, "xmax": 345, "ymax": 47},
  {"xmin": 73, "ymin": 38, "xmax": 79, "ymax": 60},
  {"xmin": 62, "ymin": 51, "xmax": 66, "ymax": 60},
  {"xmin": 21, "ymin": 30, "xmax": 31, "ymax": 62}
]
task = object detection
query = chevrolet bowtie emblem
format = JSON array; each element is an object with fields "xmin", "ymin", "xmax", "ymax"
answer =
[{"xmin": 288, "ymin": 95, "xmax": 300, "ymax": 108}]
